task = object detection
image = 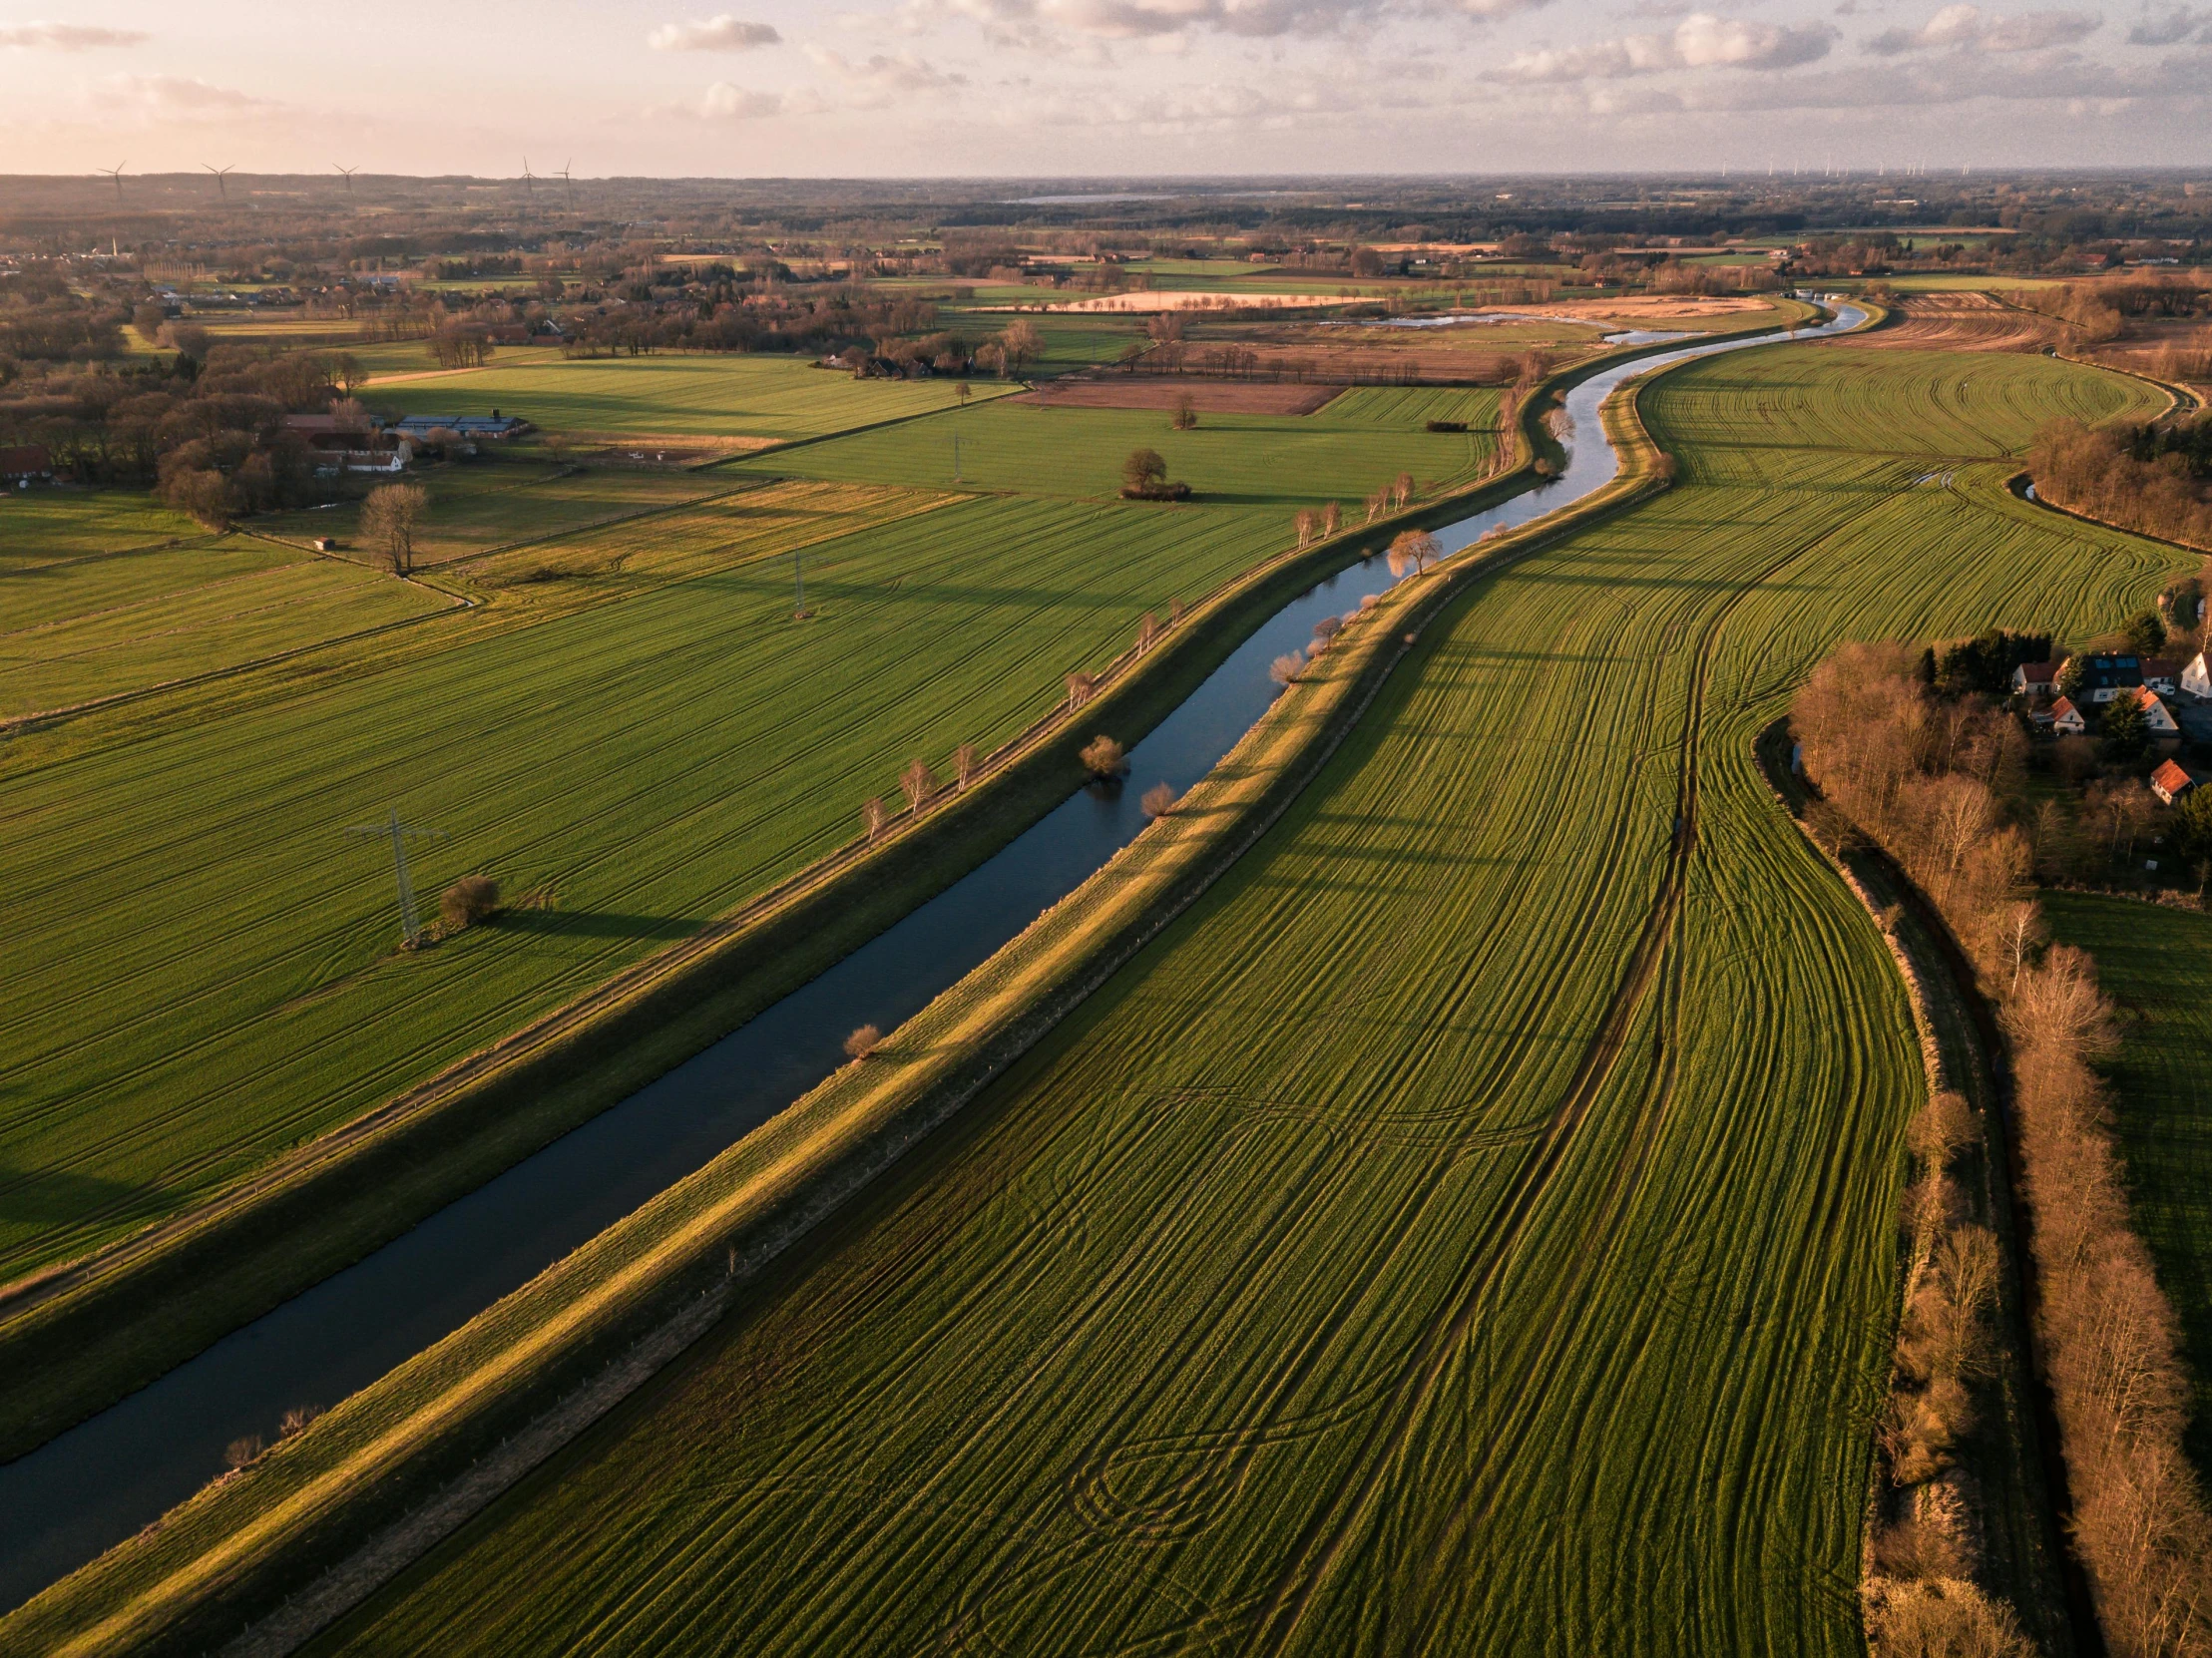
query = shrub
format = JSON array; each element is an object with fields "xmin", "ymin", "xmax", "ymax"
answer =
[
  {"xmin": 843, "ymin": 1024, "xmax": 881, "ymax": 1061},
  {"xmin": 1080, "ymin": 734, "xmax": 1127, "ymax": 778},
  {"xmin": 1865, "ymin": 1577, "xmax": 2032, "ymax": 1658},
  {"xmin": 1140, "ymin": 782, "xmax": 1178, "ymax": 818},
  {"xmin": 224, "ymin": 1436, "xmax": 264, "ymax": 1471},
  {"xmin": 278, "ymin": 1405, "xmax": 323, "ymax": 1439},
  {"xmin": 439, "ymin": 875, "xmax": 500, "ymax": 932},
  {"xmin": 1269, "ymin": 650, "xmax": 1304, "ymax": 686}
]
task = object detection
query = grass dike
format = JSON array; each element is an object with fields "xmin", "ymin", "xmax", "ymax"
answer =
[{"xmin": 0, "ymin": 354, "xmax": 1690, "ymax": 1657}]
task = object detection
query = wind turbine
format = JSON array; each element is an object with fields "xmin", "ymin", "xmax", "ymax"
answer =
[
  {"xmin": 558, "ymin": 160, "xmax": 574, "ymax": 209},
  {"xmin": 97, "ymin": 162, "xmax": 126, "ymax": 202},
  {"xmin": 522, "ymin": 158, "xmax": 535, "ymax": 202},
  {"xmin": 204, "ymin": 163, "xmax": 234, "ymax": 200},
  {"xmin": 334, "ymin": 163, "xmax": 357, "ymax": 194},
  {"xmin": 346, "ymin": 807, "xmax": 448, "ymax": 950}
]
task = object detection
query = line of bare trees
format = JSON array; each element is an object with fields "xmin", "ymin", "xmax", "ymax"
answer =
[{"xmin": 1795, "ymin": 642, "xmax": 2212, "ymax": 1658}]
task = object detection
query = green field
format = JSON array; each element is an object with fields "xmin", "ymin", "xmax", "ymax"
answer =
[
  {"xmin": 2, "ymin": 417, "xmax": 1449, "ymax": 1285},
  {"xmin": 308, "ymin": 351, "xmax": 2180, "ymax": 1655},
  {"xmin": 256, "ymin": 461, "xmax": 733, "ymax": 568},
  {"xmin": 357, "ymin": 353, "xmax": 1013, "ymax": 441},
  {"xmin": 2042, "ymin": 892, "xmax": 2212, "ymax": 1478},
  {"xmin": 735, "ymin": 391, "xmax": 1503, "ymax": 508},
  {"xmin": 0, "ymin": 545, "xmax": 450, "ymax": 716},
  {"xmin": 0, "ymin": 491, "xmax": 206, "ymax": 564}
]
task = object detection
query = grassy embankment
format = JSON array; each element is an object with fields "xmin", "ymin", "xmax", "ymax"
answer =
[
  {"xmin": 2042, "ymin": 893, "xmax": 2212, "ymax": 1480},
  {"xmin": 0, "ymin": 366, "xmax": 1541, "ymax": 1461},
  {"xmin": 7, "ymin": 348, "xmax": 2181, "ymax": 1654}
]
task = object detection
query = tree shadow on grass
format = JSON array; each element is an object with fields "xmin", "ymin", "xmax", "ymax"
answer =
[{"xmin": 0, "ymin": 1164, "xmax": 164, "ymax": 1233}]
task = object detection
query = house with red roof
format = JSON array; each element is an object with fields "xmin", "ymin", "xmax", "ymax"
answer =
[
  {"xmin": 2151, "ymin": 759, "xmax": 2197, "ymax": 805},
  {"xmin": 2049, "ymin": 695, "xmax": 2086, "ymax": 736},
  {"xmin": 2010, "ymin": 660, "xmax": 2057, "ymax": 701}
]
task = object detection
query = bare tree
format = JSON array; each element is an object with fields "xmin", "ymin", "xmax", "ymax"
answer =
[
  {"xmin": 1388, "ymin": 529, "xmax": 1442, "ymax": 579},
  {"xmin": 1067, "ymin": 670, "xmax": 1097, "ymax": 707},
  {"xmin": 862, "ymin": 796, "xmax": 887, "ymax": 842},
  {"xmin": 955, "ymin": 741, "xmax": 980, "ymax": 789},
  {"xmin": 1294, "ymin": 508, "xmax": 1319, "ymax": 549},
  {"xmin": 360, "ymin": 481, "xmax": 429, "ymax": 576},
  {"xmin": 1322, "ymin": 501, "xmax": 1343, "ymax": 538},
  {"xmin": 843, "ymin": 1024, "xmax": 881, "ymax": 1061},
  {"xmin": 1137, "ymin": 612, "xmax": 1159, "ymax": 652},
  {"xmin": 1392, "ymin": 470, "xmax": 1416, "ymax": 509},
  {"xmin": 1171, "ymin": 392, "xmax": 1197, "ymax": 431},
  {"xmin": 1140, "ymin": 781, "xmax": 1178, "ymax": 817},
  {"xmin": 1269, "ymin": 649, "xmax": 1304, "ymax": 686},
  {"xmin": 900, "ymin": 758, "xmax": 938, "ymax": 813}
]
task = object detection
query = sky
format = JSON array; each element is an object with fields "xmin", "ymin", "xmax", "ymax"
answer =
[{"xmin": 0, "ymin": 0, "xmax": 2208, "ymax": 180}]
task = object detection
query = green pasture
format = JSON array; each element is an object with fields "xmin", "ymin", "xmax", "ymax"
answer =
[
  {"xmin": 256, "ymin": 462, "xmax": 732, "ymax": 568},
  {"xmin": 2043, "ymin": 892, "xmax": 2212, "ymax": 1479},
  {"xmin": 1, "ymin": 491, "xmax": 206, "ymax": 566},
  {"xmin": 311, "ymin": 351, "xmax": 2183, "ymax": 1656},
  {"xmin": 0, "ymin": 486, "xmax": 1307, "ymax": 1282},
  {"xmin": 358, "ymin": 354, "xmax": 1007, "ymax": 441},
  {"xmin": 736, "ymin": 387, "xmax": 1504, "ymax": 508},
  {"xmin": 0, "ymin": 545, "xmax": 447, "ymax": 717}
]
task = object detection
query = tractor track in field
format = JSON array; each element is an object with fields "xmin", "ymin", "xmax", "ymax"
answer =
[{"xmin": 1243, "ymin": 485, "xmax": 1896, "ymax": 1655}]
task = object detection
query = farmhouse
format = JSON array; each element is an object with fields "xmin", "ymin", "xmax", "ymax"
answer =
[
  {"xmin": 1, "ymin": 443, "xmax": 53, "ymax": 485},
  {"xmin": 389, "ymin": 413, "xmax": 531, "ymax": 441},
  {"xmin": 2183, "ymin": 650, "xmax": 2212, "ymax": 700},
  {"xmin": 2050, "ymin": 695, "xmax": 2087, "ymax": 735},
  {"xmin": 2151, "ymin": 758, "xmax": 2198, "ymax": 805},
  {"xmin": 2063, "ymin": 652, "xmax": 2143, "ymax": 703},
  {"xmin": 2010, "ymin": 660, "xmax": 2056, "ymax": 700}
]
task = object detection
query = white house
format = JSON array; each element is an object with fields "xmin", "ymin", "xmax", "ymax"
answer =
[
  {"xmin": 2050, "ymin": 695, "xmax": 2087, "ymax": 735},
  {"xmin": 2109, "ymin": 684, "xmax": 2181, "ymax": 738},
  {"xmin": 2183, "ymin": 650, "xmax": 2212, "ymax": 701},
  {"xmin": 2011, "ymin": 661, "xmax": 2057, "ymax": 700},
  {"xmin": 2151, "ymin": 758, "xmax": 2197, "ymax": 805}
]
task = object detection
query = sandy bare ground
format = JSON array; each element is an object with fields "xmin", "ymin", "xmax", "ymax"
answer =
[
  {"xmin": 1014, "ymin": 379, "xmax": 1342, "ymax": 414},
  {"xmin": 1840, "ymin": 292, "xmax": 2057, "ymax": 353}
]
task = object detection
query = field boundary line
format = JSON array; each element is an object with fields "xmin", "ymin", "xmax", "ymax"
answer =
[
  {"xmin": 0, "ymin": 345, "xmax": 1696, "ymax": 1658},
  {"xmin": 2002, "ymin": 468, "xmax": 2212, "ymax": 558}
]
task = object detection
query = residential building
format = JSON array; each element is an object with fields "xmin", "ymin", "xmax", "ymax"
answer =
[
  {"xmin": 2062, "ymin": 652, "xmax": 2144, "ymax": 703},
  {"xmin": 2011, "ymin": 661, "xmax": 2057, "ymax": 700},
  {"xmin": 2050, "ymin": 695, "xmax": 2087, "ymax": 735},
  {"xmin": 2143, "ymin": 657, "xmax": 2181, "ymax": 696},
  {"xmin": 2109, "ymin": 684, "xmax": 2182, "ymax": 741},
  {"xmin": 2183, "ymin": 650, "xmax": 2212, "ymax": 701},
  {"xmin": 2151, "ymin": 758, "xmax": 2197, "ymax": 805},
  {"xmin": 1, "ymin": 443, "xmax": 54, "ymax": 485}
]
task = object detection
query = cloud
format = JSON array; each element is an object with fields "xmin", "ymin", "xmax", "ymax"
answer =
[
  {"xmin": 1496, "ymin": 11, "xmax": 1834, "ymax": 78},
  {"xmin": 699, "ymin": 81, "xmax": 787, "ymax": 116},
  {"xmin": 88, "ymin": 73, "xmax": 279, "ymax": 119},
  {"xmin": 649, "ymin": 14, "xmax": 781, "ymax": 51},
  {"xmin": 904, "ymin": 0, "xmax": 1547, "ymax": 42},
  {"xmin": 2125, "ymin": 2, "xmax": 2210, "ymax": 38},
  {"xmin": 0, "ymin": 22, "xmax": 147, "ymax": 49},
  {"xmin": 1865, "ymin": 3, "xmax": 2100, "ymax": 50},
  {"xmin": 804, "ymin": 44, "xmax": 969, "ymax": 97}
]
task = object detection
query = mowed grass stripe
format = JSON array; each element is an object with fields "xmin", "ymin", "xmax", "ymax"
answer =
[{"xmin": 307, "ymin": 347, "xmax": 2180, "ymax": 1658}]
